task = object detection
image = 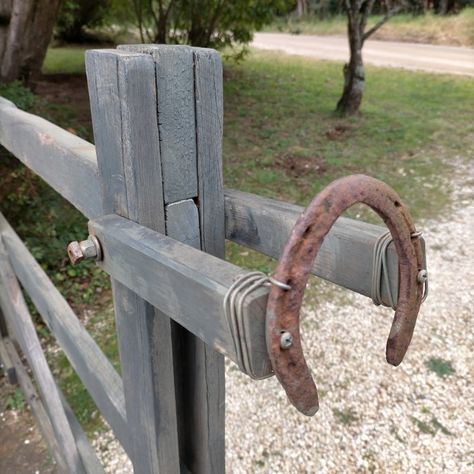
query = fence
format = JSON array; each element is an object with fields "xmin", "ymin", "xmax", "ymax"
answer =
[{"xmin": 0, "ymin": 44, "xmax": 423, "ymax": 473}]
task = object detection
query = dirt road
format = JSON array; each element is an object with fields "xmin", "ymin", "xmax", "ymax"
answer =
[{"xmin": 253, "ymin": 33, "xmax": 474, "ymax": 76}]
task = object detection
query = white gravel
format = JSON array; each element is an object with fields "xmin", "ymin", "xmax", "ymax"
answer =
[{"xmin": 94, "ymin": 160, "xmax": 473, "ymax": 473}]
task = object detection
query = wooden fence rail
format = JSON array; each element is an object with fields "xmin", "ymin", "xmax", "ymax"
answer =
[{"xmin": 0, "ymin": 44, "xmax": 426, "ymax": 474}]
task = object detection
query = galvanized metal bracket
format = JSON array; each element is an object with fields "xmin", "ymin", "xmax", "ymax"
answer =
[{"xmin": 266, "ymin": 174, "xmax": 425, "ymax": 416}]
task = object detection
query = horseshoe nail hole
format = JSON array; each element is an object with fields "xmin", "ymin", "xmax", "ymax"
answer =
[
  {"xmin": 303, "ymin": 225, "xmax": 313, "ymax": 237},
  {"xmin": 394, "ymin": 201, "xmax": 401, "ymax": 207}
]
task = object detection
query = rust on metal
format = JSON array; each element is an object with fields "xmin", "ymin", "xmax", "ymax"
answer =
[
  {"xmin": 67, "ymin": 241, "xmax": 84, "ymax": 265},
  {"xmin": 266, "ymin": 174, "xmax": 425, "ymax": 416}
]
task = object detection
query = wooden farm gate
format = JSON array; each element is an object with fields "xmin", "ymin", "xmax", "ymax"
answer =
[{"xmin": 0, "ymin": 45, "xmax": 425, "ymax": 473}]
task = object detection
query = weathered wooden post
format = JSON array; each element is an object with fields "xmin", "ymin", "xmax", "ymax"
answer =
[{"xmin": 86, "ymin": 45, "xmax": 225, "ymax": 473}]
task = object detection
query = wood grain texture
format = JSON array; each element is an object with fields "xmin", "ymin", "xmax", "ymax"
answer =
[
  {"xmin": 0, "ymin": 241, "xmax": 85, "ymax": 473},
  {"xmin": 90, "ymin": 214, "xmax": 270, "ymax": 378},
  {"xmin": 194, "ymin": 48, "xmax": 225, "ymax": 259},
  {"xmin": 0, "ymin": 212, "xmax": 128, "ymax": 451},
  {"xmin": 0, "ymin": 97, "xmax": 101, "ymax": 219},
  {"xmin": 86, "ymin": 48, "xmax": 180, "ymax": 474},
  {"xmin": 118, "ymin": 44, "xmax": 198, "ymax": 203}
]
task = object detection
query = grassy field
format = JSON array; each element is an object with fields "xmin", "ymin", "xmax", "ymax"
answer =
[
  {"xmin": 1, "ymin": 46, "xmax": 473, "ymax": 435},
  {"xmin": 267, "ymin": 8, "xmax": 474, "ymax": 47}
]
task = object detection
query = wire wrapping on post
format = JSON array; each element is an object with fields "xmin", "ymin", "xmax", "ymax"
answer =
[
  {"xmin": 223, "ymin": 271, "xmax": 289, "ymax": 378},
  {"xmin": 371, "ymin": 230, "xmax": 428, "ymax": 310}
]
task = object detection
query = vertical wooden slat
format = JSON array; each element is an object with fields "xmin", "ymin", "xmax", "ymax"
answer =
[
  {"xmin": 117, "ymin": 44, "xmax": 226, "ymax": 473},
  {"xmin": 0, "ymin": 241, "xmax": 85, "ymax": 473},
  {"xmin": 86, "ymin": 49, "xmax": 180, "ymax": 473},
  {"xmin": 172, "ymin": 48, "xmax": 225, "ymax": 473}
]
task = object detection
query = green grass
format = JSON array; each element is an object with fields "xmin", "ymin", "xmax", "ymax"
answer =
[
  {"xmin": 43, "ymin": 46, "xmax": 88, "ymax": 75},
  {"xmin": 333, "ymin": 407, "xmax": 358, "ymax": 425},
  {"xmin": 425, "ymin": 357, "xmax": 456, "ymax": 378},
  {"xmin": 267, "ymin": 9, "xmax": 474, "ymax": 47},
  {"xmin": 223, "ymin": 50, "xmax": 474, "ymax": 226},
  {"xmin": 45, "ymin": 304, "xmax": 120, "ymax": 435}
]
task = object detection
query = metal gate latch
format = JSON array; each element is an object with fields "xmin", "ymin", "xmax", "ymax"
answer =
[{"xmin": 266, "ymin": 174, "xmax": 426, "ymax": 416}]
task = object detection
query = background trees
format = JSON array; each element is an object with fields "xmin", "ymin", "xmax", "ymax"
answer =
[
  {"xmin": 130, "ymin": 0, "xmax": 290, "ymax": 49},
  {"xmin": 336, "ymin": 0, "xmax": 403, "ymax": 116},
  {"xmin": 0, "ymin": 0, "xmax": 62, "ymax": 83}
]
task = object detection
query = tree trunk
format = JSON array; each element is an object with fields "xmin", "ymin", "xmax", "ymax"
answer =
[
  {"xmin": 0, "ymin": 0, "xmax": 62, "ymax": 84},
  {"xmin": 296, "ymin": 0, "xmax": 307, "ymax": 18},
  {"xmin": 336, "ymin": 20, "xmax": 365, "ymax": 116}
]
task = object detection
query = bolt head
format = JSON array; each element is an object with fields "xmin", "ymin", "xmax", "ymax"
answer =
[
  {"xmin": 280, "ymin": 331, "xmax": 293, "ymax": 350},
  {"xmin": 417, "ymin": 269, "xmax": 428, "ymax": 283},
  {"xmin": 67, "ymin": 241, "xmax": 84, "ymax": 265}
]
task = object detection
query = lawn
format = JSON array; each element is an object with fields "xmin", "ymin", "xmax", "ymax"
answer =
[
  {"xmin": 267, "ymin": 8, "xmax": 474, "ymax": 47},
  {"xmin": 1, "ymin": 45, "xmax": 473, "ymax": 435}
]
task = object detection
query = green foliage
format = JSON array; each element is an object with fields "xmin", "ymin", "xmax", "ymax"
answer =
[
  {"xmin": 425, "ymin": 357, "xmax": 455, "ymax": 377},
  {"xmin": 333, "ymin": 407, "xmax": 357, "ymax": 425},
  {"xmin": 131, "ymin": 0, "xmax": 292, "ymax": 51},
  {"xmin": 0, "ymin": 84, "xmax": 109, "ymax": 308},
  {"xmin": 269, "ymin": 7, "xmax": 474, "ymax": 46},
  {"xmin": 56, "ymin": 0, "xmax": 109, "ymax": 42},
  {"xmin": 5, "ymin": 388, "xmax": 26, "ymax": 411},
  {"xmin": 0, "ymin": 82, "xmax": 35, "ymax": 111}
]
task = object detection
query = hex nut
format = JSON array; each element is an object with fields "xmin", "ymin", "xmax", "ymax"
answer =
[
  {"xmin": 67, "ymin": 241, "xmax": 84, "ymax": 265},
  {"xmin": 67, "ymin": 236, "xmax": 102, "ymax": 265}
]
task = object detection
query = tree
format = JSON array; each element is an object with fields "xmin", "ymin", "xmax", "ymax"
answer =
[
  {"xmin": 130, "ymin": 0, "xmax": 290, "ymax": 50},
  {"xmin": 0, "ymin": 0, "xmax": 63, "ymax": 83},
  {"xmin": 56, "ymin": 0, "xmax": 108, "ymax": 43},
  {"xmin": 336, "ymin": 0, "xmax": 402, "ymax": 116}
]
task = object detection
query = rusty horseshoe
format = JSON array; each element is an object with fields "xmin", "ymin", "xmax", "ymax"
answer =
[{"xmin": 266, "ymin": 174, "xmax": 425, "ymax": 416}]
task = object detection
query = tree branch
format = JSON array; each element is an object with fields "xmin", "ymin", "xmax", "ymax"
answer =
[{"xmin": 362, "ymin": 5, "xmax": 402, "ymax": 42}]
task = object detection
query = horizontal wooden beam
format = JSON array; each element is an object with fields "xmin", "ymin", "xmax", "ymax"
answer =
[
  {"xmin": 0, "ymin": 96, "xmax": 426, "ymax": 307},
  {"xmin": 225, "ymin": 189, "xmax": 425, "ymax": 307},
  {"xmin": 0, "ymin": 212, "xmax": 130, "ymax": 451},
  {"xmin": 89, "ymin": 214, "xmax": 272, "ymax": 379},
  {"xmin": 0, "ymin": 97, "xmax": 102, "ymax": 219}
]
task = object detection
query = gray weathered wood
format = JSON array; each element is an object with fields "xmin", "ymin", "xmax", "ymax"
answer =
[
  {"xmin": 0, "ymin": 212, "xmax": 129, "ymax": 451},
  {"xmin": 225, "ymin": 189, "xmax": 425, "ymax": 307},
  {"xmin": 89, "ymin": 214, "xmax": 271, "ymax": 378},
  {"xmin": 166, "ymin": 200, "xmax": 201, "ymax": 249},
  {"xmin": 4, "ymin": 337, "xmax": 69, "ymax": 473},
  {"xmin": 5, "ymin": 337, "xmax": 105, "ymax": 474},
  {"xmin": 117, "ymin": 44, "xmax": 197, "ymax": 204},
  {"xmin": 86, "ymin": 48, "xmax": 180, "ymax": 473},
  {"xmin": 0, "ymin": 97, "xmax": 101, "ymax": 219},
  {"xmin": 0, "ymin": 242, "xmax": 85, "ymax": 473},
  {"xmin": 118, "ymin": 44, "xmax": 226, "ymax": 473},
  {"xmin": 0, "ymin": 336, "xmax": 17, "ymax": 384},
  {"xmin": 194, "ymin": 48, "xmax": 225, "ymax": 259}
]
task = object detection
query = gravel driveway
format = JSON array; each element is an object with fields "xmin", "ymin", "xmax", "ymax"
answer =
[
  {"xmin": 252, "ymin": 33, "xmax": 474, "ymax": 77},
  {"xmin": 95, "ymin": 161, "xmax": 473, "ymax": 473}
]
